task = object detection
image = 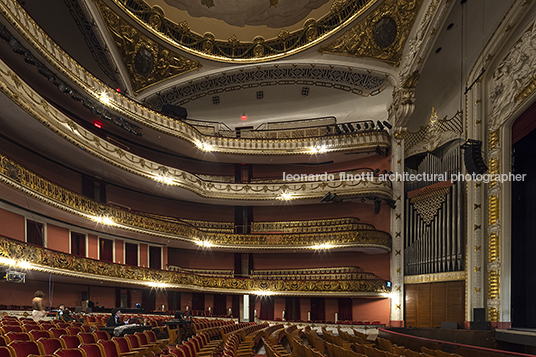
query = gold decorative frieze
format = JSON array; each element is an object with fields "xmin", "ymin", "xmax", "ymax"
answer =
[
  {"xmin": 488, "ymin": 194, "xmax": 500, "ymax": 226},
  {"xmin": 404, "ymin": 271, "xmax": 466, "ymax": 284},
  {"xmin": 0, "ymin": 236, "xmax": 389, "ymax": 296},
  {"xmin": 319, "ymin": 0, "xmax": 423, "ymax": 65},
  {"xmin": 0, "ymin": 154, "xmax": 391, "ymax": 250},
  {"xmin": 109, "ymin": 0, "xmax": 378, "ymax": 62},
  {"xmin": 488, "ymin": 232, "xmax": 500, "ymax": 263},
  {"xmin": 252, "ymin": 218, "xmax": 375, "ymax": 234},
  {"xmin": 404, "ymin": 111, "xmax": 463, "ymax": 158},
  {"xmin": 94, "ymin": 0, "xmax": 201, "ymax": 92}
]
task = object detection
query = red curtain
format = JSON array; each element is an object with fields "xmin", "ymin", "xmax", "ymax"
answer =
[
  {"xmin": 99, "ymin": 238, "xmax": 113, "ymax": 262},
  {"xmin": 513, "ymin": 99, "xmax": 536, "ymax": 144},
  {"xmin": 26, "ymin": 220, "xmax": 44, "ymax": 246},
  {"xmin": 338, "ymin": 298, "xmax": 353, "ymax": 321}
]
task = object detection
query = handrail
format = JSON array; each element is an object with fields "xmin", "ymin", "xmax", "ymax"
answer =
[{"xmin": 379, "ymin": 328, "xmax": 535, "ymax": 357}]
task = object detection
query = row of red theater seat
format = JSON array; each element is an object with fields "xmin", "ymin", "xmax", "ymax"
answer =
[{"xmin": 0, "ymin": 328, "xmax": 168, "ymax": 357}]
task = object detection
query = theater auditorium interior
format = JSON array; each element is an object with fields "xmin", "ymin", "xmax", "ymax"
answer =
[{"xmin": 0, "ymin": 0, "xmax": 536, "ymax": 356}]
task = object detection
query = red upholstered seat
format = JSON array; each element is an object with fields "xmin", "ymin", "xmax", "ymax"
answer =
[
  {"xmin": 0, "ymin": 337, "xmax": 7, "ymax": 347},
  {"xmin": 54, "ymin": 348, "xmax": 87, "ymax": 357},
  {"xmin": 4, "ymin": 333, "xmax": 32, "ymax": 343},
  {"xmin": 37, "ymin": 338, "xmax": 64, "ymax": 355},
  {"xmin": 80, "ymin": 326, "xmax": 92, "ymax": 333},
  {"xmin": 78, "ymin": 333, "xmax": 97, "ymax": 344},
  {"xmin": 60, "ymin": 335, "xmax": 82, "ymax": 349},
  {"xmin": 0, "ymin": 326, "xmax": 24, "ymax": 334},
  {"xmin": 112, "ymin": 337, "xmax": 144, "ymax": 357},
  {"xmin": 56, "ymin": 323, "xmax": 72, "ymax": 329},
  {"xmin": 80, "ymin": 343, "xmax": 105, "ymax": 357},
  {"xmin": 98, "ymin": 340, "xmax": 130, "ymax": 357},
  {"xmin": 93, "ymin": 331, "xmax": 110, "ymax": 342},
  {"xmin": 67, "ymin": 327, "xmax": 82, "ymax": 335},
  {"xmin": 41, "ymin": 323, "xmax": 57, "ymax": 330},
  {"xmin": 0, "ymin": 346, "xmax": 14, "ymax": 357},
  {"xmin": 29, "ymin": 329, "xmax": 53, "ymax": 340},
  {"xmin": 51, "ymin": 328, "xmax": 69, "ymax": 338},
  {"xmin": 8, "ymin": 341, "xmax": 41, "ymax": 357}
]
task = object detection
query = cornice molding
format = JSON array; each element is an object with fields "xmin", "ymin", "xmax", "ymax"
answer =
[
  {"xmin": 0, "ymin": 236, "xmax": 390, "ymax": 296},
  {"xmin": 404, "ymin": 271, "xmax": 465, "ymax": 284}
]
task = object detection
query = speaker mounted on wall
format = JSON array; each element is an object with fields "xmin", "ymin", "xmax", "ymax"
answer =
[{"xmin": 462, "ymin": 139, "xmax": 488, "ymax": 175}]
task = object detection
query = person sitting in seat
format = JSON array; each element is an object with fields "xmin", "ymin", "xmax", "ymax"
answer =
[
  {"xmin": 58, "ymin": 304, "xmax": 75, "ymax": 322},
  {"xmin": 106, "ymin": 308, "xmax": 128, "ymax": 327}
]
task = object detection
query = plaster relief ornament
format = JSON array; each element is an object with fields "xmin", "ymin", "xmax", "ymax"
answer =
[
  {"xmin": 163, "ymin": 0, "xmax": 330, "ymax": 28},
  {"xmin": 489, "ymin": 18, "xmax": 536, "ymax": 130}
]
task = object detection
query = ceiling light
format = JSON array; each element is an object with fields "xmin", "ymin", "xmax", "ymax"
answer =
[
  {"xmin": 99, "ymin": 92, "xmax": 110, "ymax": 104},
  {"xmin": 312, "ymin": 243, "xmax": 333, "ymax": 250},
  {"xmin": 17, "ymin": 261, "xmax": 32, "ymax": 269},
  {"xmin": 196, "ymin": 240, "xmax": 213, "ymax": 248},
  {"xmin": 155, "ymin": 174, "xmax": 174, "ymax": 185},
  {"xmin": 94, "ymin": 216, "xmax": 114, "ymax": 225},
  {"xmin": 0, "ymin": 257, "xmax": 16, "ymax": 266},
  {"xmin": 195, "ymin": 141, "xmax": 213, "ymax": 152},
  {"xmin": 147, "ymin": 282, "xmax": 168, "ymax": 288},
  {"xmin": 278, "ymin": 192, "xmax": 293, "ymax": 201},
  {"xmin": 255, "ymin": 291, "xmax": 274, "ymax": 296}
]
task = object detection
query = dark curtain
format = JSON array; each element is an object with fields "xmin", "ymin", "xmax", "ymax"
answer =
[
  {"xmin": 259, "ymin": 296, "xmax": 274, "ymax": 320},
  {"xmin": 167, "ymin": 291, "xmax": 181, "ymax": 312},
  {"xmin": 115, "ymin": 288, "xmax": 121, "ymax": 308},
  {"xmin": 232, "ymin": 295, "xmax": 240, "ymax": 318},
  {"xmin": 70, "ymin": 232, "xmax": 85, "ymax": 256},
  {"xmin": 26, "ymin": 220, "xmax": 44, "ymax": 246},
  {"xmin": 310, "ymin": 298, "xmax": 325, "ymax": 322},
  {"xmin": 192, "ymin": 293, "xmax": 205, "ymax": 311},
  {"xmin": 285, "ymin": 297, "xmax": 301, "ymax": 321},
  {"xmin": 213, "ymin": 294, "xmax": 226, "ymax": 316},
  {"xmin": 125, "ymin": 243, "xmax": 138, "ymax": 266},
  {"xmin": 234, "ymin": 253, "xmax": 242, "ymax": 277},
  {"xmin": 249, "ymin": 295, "xmax": 255, "ymax": 321},
  {"xmin": 100, "ymin": 238, "xmax": 113, "ymax": 262},
  {"xmin": 142, "ymin": 289, "xmax": 156, "ymax": 312},
  {"xmin": 338, "ymin": 298, "xmax": 353, "ymax": 321},
  {"xmin": 149, "ymin": 246, "xmax": 161, "ymax": 269}
]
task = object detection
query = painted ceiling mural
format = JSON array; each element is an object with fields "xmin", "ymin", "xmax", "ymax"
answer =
[{"xmin": 161, "ymin": 0, "xmax": 331, "ymax": 28}]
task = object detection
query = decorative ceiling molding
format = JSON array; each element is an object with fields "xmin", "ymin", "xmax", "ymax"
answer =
[
  {"xmin": 64, "ymin": 0, "xmax": 120, "ymax": 86},
  {"xmin": 0, "ymin": 236, "xmax": 390, "ymax": 296},
  {"xmin": 143, "ymin": 63, "xmax": 390, "ymax": 110},
  {"xmin": 94, "ymin": 0, "xmax": 201, "ymax": 92},
  {"xmin": 319, "ymin": 0, "xmax": 424, "ymax": 65},
  {"xmin": 488, "ymin": 17, "xmax": 536, "ymax": 131},
  {"xmin": 107, "ymin": 0, "xmax": 379, "ymax": 62},
  {"xmin": 403, "ymin": 110, "xmax": 463, "ymax": 157},
  {"xmin": 0, "ymin": 0, "xmax": 390, "ymax": 154}
]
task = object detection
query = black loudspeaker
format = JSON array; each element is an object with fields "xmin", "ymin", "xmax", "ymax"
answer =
[
  {"xmin": 462, "ymin": 140, "xmax": 488, "ymax": 175},
  {"xmin": 470, "ymin": 321, "xmax": 491, "ymax": 330},
  {"xmin": 441, "ymin": 321, "xmax": 459, "ymax": 329},
  {"xmin": 474, "ymin": 307, "xmax": 485, "ymax": 322},
  {"xmin": 81, "ymin": 291, "xmax": 88, "ymax": 301},
  {"xmin": 161, "ymin": 104, "xmax": 188, "ymax": 118}
]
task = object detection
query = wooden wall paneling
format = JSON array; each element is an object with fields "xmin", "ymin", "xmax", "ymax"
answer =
[
  {"xmin": 431, "ymin": 282, "xmax": 447, "ymax": 327},
  {"xmin": 417, "ymin": 284, "xmax": 431, "ymax": 327},
  {"xmin": 405, "ymin": 284, "xmax": 418, "ymax": 327},
  {"xmin": 446, "ymin": 281, "xmax": 465, "ymax": 327}
]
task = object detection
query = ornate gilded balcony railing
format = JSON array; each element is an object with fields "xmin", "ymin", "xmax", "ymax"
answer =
[
  {"xmin": 0, "ymin": 0, "xmax": 391, "ymax": 155},
  {"xmin": 0, "ymin": 236, "xmax": 389, "ymax": 296},
  {"xmin": 0, "ymin": 153, "xmax": 392, "ymax": 251},
  {"xmin": 252, "ymin": 218, "xmax": 374, "ymax": 234},
  {"xmin": 251, "ymin": 266, "xmax": 377, "ymax": 281},
  {"xmin": 0, "ymin": 57, "xmax": 392, "ymax": 202}
]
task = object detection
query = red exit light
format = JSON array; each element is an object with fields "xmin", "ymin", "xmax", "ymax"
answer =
[
  {"xmin": 93, "ymin": 120, "xmax": 103, "ymax": 129},
  {"xmin": 241, "ymin": 115, "xmax": 247, "ymax": 121}
]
